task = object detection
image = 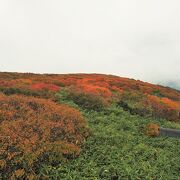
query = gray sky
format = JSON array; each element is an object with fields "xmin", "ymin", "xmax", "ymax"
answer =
[{"xmin": 0, "ymin": 0, "xmax": 180, "ymax": 83}]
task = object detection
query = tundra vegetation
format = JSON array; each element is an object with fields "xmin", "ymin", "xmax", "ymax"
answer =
[{"xmin": 0, "ymin": 72, "xmax": 180, "ymax": 179}]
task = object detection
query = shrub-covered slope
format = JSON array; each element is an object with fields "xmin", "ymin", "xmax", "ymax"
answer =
[
  {"xmin": 0, "ymin": 72, "xmax": 179, "ymax": 121},
  {"xmin": 44, "ymin": 105, "xmax": 180, "ymax": 179},
  {"xmin": 0, "ymin": 72, "xmax": 180, "ymax": 179}
]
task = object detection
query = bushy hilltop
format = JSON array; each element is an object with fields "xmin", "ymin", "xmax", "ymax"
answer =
[{"xmin": 0, "ymin": 72, "xmax": 180, "ymax": 121}]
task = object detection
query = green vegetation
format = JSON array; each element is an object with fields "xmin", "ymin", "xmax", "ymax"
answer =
[
  {"xmin": 0, "ymin": 87, "xmax": 54, "ymax": 99},
  {"xmin": 152, "ymin": 89, "xmax": 164, "ymax": 98},
  {"xmin": 55, "ymin": 88, "xmax": 107, "ymax": 111},
  {"xmin": 37, "ymin": 92, "xmax": 180, "ymax": 179}
]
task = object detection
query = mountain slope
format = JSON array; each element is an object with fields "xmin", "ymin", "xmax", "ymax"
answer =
[
  {"xmin": 0, "ymin": 72, "xmax": 180, "ymax": 178},
  {"xmin": 0, "ymin": 72, "xmax": 180, "ymax": 121}
]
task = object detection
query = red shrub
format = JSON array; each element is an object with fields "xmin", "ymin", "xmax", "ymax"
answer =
[
  {"xmin": 31, "ymin": 82, "xmax": 60, "ymax": 92},
  {"xmin": 76, "ymin": 84, "xmax": 112, "ymax": 98}
]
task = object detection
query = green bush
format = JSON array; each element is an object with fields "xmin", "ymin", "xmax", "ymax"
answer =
[
  {"xmin": 152, "ymin": 89, "xmax": 164, "ymax": 97},
  {"xmin": 56, "ymin": 89, "xmax": 108, "ymax": 111},
  {"xmin": 0, "ymin": 87, "xmax": 54, "ymax": 99},
  {"xmin": 116, "ymin": 91, "xmax": 154, "ymax": 118}
]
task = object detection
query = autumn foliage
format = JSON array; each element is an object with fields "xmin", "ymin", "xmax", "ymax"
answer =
[
  {"xmin": 146, "ymin": 123, "xmax": 160, "ymax": 137},
  {"xmin": 0, "ymin": 72, "xmax": 180, "ymax": 121},
  {"xmin": 31, "ymin": 82, "xmax": 60, "ymax": 91},
  {"xmin": 0, "ymin": 72, "xmax": 179, "ymax": 120},
  {"xmin": 63, "ymin": 88, "xmax": 108, "ymax": 111},
  {"xmin": 0, "ymin": 72, "xmax": 179, "ymax": 178},
  {"xmin": 0, "ymin": 93, "xmax": 89, "ymax": 178},
  {"xmin": 146, "ymin": 95, "xmax": 179, "ymax": 121}
]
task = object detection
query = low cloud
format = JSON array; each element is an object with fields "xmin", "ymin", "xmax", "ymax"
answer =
[{"xmin": 0, "ymin": 0, "xmax": 179, "ymax": 85}]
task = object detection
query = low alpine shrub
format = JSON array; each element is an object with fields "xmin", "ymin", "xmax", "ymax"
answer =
[
  {"xmin": 0, "ymin": 93, "xmax": 89, "ymax": 178},
  {"xmin": 59, "ymin": 88, "xmax": 108, "ymax": 111}
]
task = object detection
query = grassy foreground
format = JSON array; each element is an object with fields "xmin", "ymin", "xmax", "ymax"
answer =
[{"xmin": 39, "ymin": 102, "xmax": 180, "ymax": 179}]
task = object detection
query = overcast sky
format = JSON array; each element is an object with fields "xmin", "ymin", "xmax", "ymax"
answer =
[{"xmin": 0, "ymin": 0, "xmax": 180, "ymax": 83}]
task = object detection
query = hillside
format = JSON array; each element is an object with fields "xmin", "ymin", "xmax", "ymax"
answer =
[
  {"xmin": 0, "ymin": 72, "xmax": 180, "ymax": 179},
  {"xmin": 0, "ymin": 72, "xmax": 180, "ymax": 121}
]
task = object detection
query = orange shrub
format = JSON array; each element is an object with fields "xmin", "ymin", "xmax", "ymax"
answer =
[
  {"xmin": 161, "ymin": 97, "xmax": 179, "ymax": 110},
  {"xmin": 0, "ymin": 94, "xmax": 89, "ymax": 178},
  {"xmin": 146, "ymin": 123, "xmax": 160, "ymax": 137},
  {"xmin": 76, "ymin": 84, "xmax": 112, "ymax": 98},
  {"xmin": 147, "ymin": 95, "xmax": 180, "ymax": 121}
]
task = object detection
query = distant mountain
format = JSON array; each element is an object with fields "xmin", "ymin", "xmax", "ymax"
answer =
[{"xmin": 160, "ymin": 80, "xmax": 180, "ymax": 91}]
